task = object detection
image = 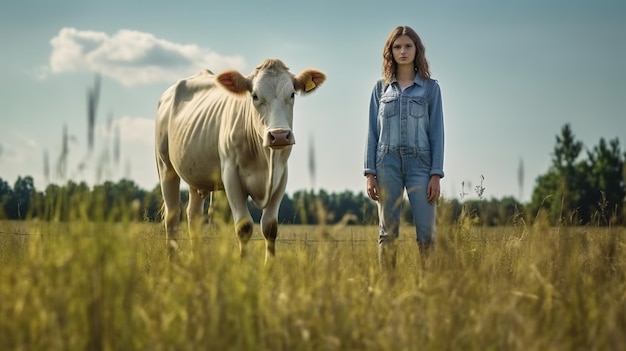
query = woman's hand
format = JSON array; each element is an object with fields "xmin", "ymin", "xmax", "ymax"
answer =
[
  {"xmin": 366, "ymin": 174, "xmax": 379, "ymax": 201},
  {"xmin": 427, "ymin": 175, "xmax": 441, "ymax": 204}
]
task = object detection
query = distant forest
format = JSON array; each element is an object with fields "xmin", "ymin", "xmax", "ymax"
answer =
[{"xmin": 1, "ymin": 124, "xmax": 624, "ymax": 226}]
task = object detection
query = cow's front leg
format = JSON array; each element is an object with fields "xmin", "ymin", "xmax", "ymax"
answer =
[
  {"xmin": 260, "ymin": 209, "xmax": 278, "ymax": 265},
  {"xmin": 260, "ymin": 173, "xmax": 287, "ymax": 264},
  {"xmin": 222, "ymin": 166, "xmax": 254, "ymax": 258},
  {"xmin": 235, "ymin": 216, "xmax": 254, "ymax": 258}
]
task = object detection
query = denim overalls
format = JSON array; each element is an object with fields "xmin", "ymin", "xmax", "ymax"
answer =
[{"xmin": 364, "ymin": 76, "xmax": 445, "ymax": 259}]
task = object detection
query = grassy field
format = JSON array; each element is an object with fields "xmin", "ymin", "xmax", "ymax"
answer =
[{"xmin": 0, "ymin": 219, "xmax": 624, "ymax": 351}]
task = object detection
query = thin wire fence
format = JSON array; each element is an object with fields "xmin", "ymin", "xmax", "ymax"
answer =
[{"xmin": 1, "ymin": 226, "xmax": 622, "ymax": 243}]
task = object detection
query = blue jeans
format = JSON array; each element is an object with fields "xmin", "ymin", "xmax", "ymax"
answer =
[{"xmin": 376, "ymin": 147, "xmax": 436, "ymax": 248}]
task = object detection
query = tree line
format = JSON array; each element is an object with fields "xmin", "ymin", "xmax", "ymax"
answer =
[{"xmin": 0, "ymin": 124, "xmax": 624, "ymax": 226}]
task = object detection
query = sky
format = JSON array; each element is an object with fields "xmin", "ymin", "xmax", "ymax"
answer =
[{"xmin": 0, "ymin": 0, "xmax": 625, "ymax": 204}]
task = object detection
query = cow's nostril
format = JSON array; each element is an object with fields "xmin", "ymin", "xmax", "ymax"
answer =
[{"xmin": 265, "ymin": 130, "xmax": 294, "ymax": 147}]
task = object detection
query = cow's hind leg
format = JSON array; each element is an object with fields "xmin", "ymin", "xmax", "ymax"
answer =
[
  {"xmin": 207, "ymin": 192, "xmax": 215, "ymax": 226},
  {"xmin": 157, "ymin": 158, "xmax": 181, "ymax": 258},
  {"xmin": 187, "ymin": 187, "xmax": 206, "ymax": 251}
]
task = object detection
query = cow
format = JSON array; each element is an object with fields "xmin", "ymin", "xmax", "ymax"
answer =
[{"xmin": 155, "ymin": 58, "xmax": 326, "ymax": 263}]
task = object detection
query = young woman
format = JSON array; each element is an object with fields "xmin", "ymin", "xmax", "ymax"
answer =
[{"xmin": 364, "ymin": 25, "xmax": 445, "ymax": 269}]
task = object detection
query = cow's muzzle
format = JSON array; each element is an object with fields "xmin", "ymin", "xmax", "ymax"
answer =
[{"xmin": 264, "ymin": 129, "xmax": 295, "ymax": 148}]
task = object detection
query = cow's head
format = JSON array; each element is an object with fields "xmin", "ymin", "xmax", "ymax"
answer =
[{"xmin": 216, "ymin": 59, "xmax": 326, "ymax": 149}]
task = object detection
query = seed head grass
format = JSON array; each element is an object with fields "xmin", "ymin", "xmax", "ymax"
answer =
[{"xmin": 0, "ymin": 216, "xmax": 624, "ymax": 350}]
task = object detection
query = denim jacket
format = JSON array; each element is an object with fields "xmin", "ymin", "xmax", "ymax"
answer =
[{"xmin": 364, "ymin": 75, "xmax": 444, "ymax": 178}]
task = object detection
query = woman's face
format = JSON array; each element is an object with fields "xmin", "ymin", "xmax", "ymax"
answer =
[{"xmin": 391, "ymin": 34, "xmax": 416, "ymax": 66}]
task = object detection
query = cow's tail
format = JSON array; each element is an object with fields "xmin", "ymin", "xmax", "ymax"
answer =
[{"xmin": 258, "ymin": 148, "xmax": 275, "ymax": 209}]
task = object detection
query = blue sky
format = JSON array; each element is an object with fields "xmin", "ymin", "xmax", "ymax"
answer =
[{"xmin": 0, "ymin": 0, "xmax": 624, "ymax": 203}]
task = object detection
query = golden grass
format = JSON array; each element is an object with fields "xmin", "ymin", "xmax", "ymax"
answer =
[{"xmin": 0, "ymin": 220, "xmax": 624, "ymax": 350}]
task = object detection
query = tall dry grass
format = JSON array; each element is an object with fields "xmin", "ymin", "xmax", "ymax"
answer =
[{"xmin": 0, "ymin": 217, "xmax": 624, "ymax": 351}]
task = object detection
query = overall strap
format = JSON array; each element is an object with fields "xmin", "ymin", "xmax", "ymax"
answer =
[
  {"xmin": 375, "ymin": 78, "xmax": 388, "ymax": 102},
  {"xmin": 423, "ymin": 78, "xmax": 436, "ymax": 100}
]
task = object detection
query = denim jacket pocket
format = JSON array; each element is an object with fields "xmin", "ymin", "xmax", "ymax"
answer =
[
  {"xmin": 380, "ymin": 96, "xmax": 399, "ymax": 119},
  {"xmin": 408, "ymin": 97, "xmax": 427, "ymax": 119}
]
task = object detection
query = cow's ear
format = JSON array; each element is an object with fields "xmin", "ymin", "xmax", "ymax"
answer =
[
  {"xmin": 294, "ymin": 69, "xmax": 326, "ymax": 95},
  {"xmin": 216, "ymin": 71, "xmax": 250, "ymax": 95}
]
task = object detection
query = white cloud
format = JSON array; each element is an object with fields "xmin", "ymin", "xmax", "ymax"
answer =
[
  {"xmin": 11, "ymin": 131, "xmax": 40, "ymax": 150},
  {"xmin": 117, "ymin": 116, "xmax": 153, "ymax": 145},
  {"xmin": 97, "ymin": 116, "xmax": 154, "ymax": 145},
  {"xmin": 0, "ymin": 131, "xmax": 40, "ymax": 165},
  {"xmin": 48, "ymin": 27, "xmax": 246, "ymax": 86},
  {"xmin": 0, "ymin": 132, "xmax": 42, "ymax": 183}
]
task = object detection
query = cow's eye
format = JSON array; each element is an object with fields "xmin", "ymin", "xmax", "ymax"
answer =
[
  {"xmin": 252, "ymin": 93, "xmax": 259, "ymax": 101},
  {"xmin": 290, "ymin": 92, "xmax": 296, "ymax": 99}
]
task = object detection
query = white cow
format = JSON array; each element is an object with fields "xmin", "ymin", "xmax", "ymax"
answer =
[{"xmin": 155, "ymin": 58, "xmax": 326, "ymax": 262}]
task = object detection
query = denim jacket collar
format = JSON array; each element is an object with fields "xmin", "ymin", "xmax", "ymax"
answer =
[{"xmin": 391, "ymin": 74, "xmax": 427, "ymax": 87}]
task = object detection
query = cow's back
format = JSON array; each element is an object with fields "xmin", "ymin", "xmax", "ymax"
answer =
[{"xmin": 156, "ymin": 70, "xmax": 245, "ymax": 191}]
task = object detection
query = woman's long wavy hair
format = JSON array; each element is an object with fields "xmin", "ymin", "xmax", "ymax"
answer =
[{"xmin": 382, "ymin": 26, "xmax": 430, "ymax": 84}]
